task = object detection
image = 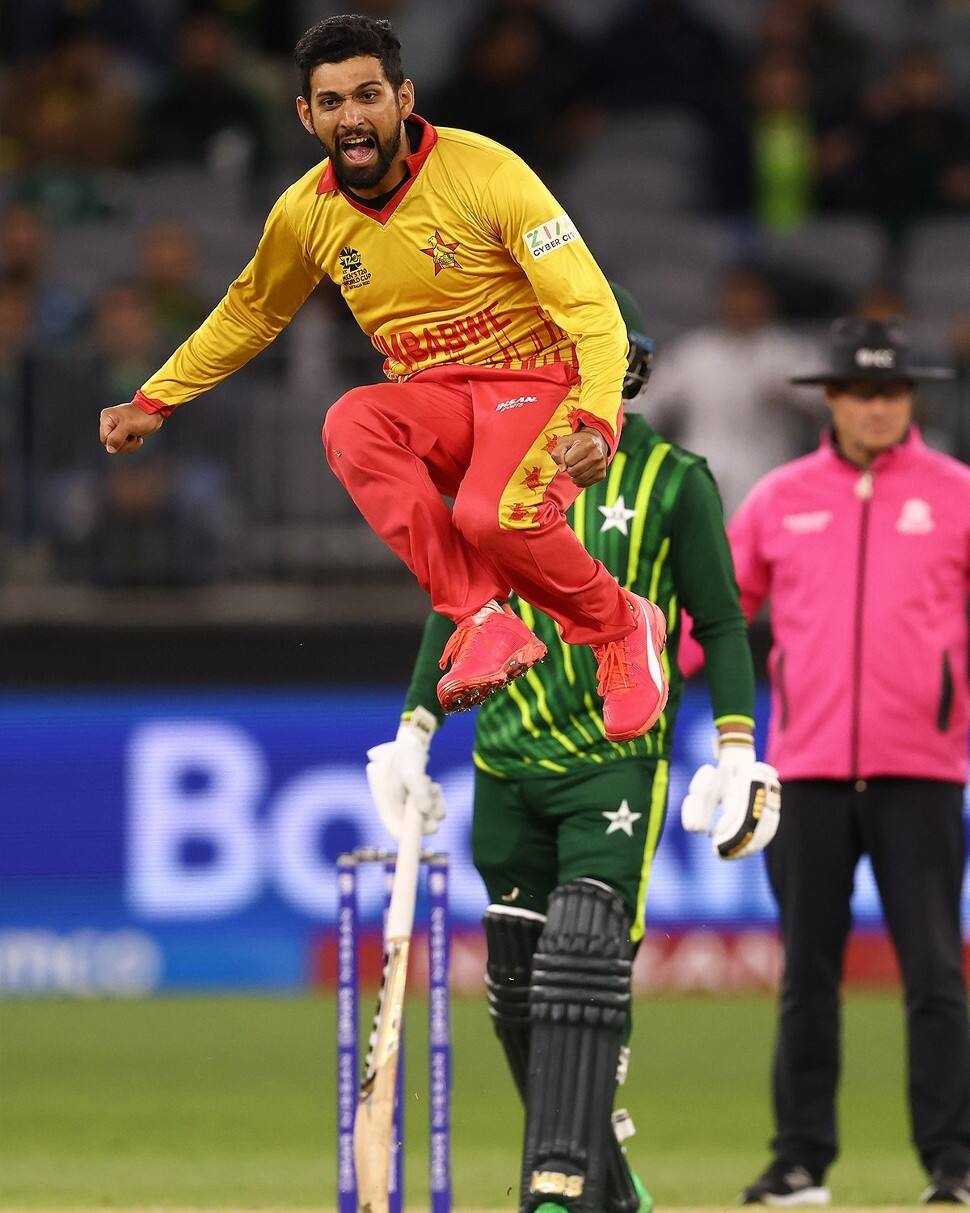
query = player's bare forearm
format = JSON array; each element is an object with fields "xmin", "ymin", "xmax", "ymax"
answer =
[
  {"xmin": 552, "ymin": 427, "xmax": 609, "ymax": 488},
  {"xmin": 99, "ymin": 403, "xmax": 165, "ymax": 455}
]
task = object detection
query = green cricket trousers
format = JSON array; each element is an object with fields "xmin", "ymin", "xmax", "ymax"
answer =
[{"xmin": 472, "ymin": 757, "xmax": 669, "ymax": 942}]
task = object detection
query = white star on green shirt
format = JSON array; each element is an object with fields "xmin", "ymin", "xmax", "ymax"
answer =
[{"xmin": 598, "ymin": 495, "xmax": 637, "ymax": 535}]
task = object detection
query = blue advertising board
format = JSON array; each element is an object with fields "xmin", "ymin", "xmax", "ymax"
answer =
[{"xmin": 1, "ymin": 686, "xmax": 967, "ymax": 994}]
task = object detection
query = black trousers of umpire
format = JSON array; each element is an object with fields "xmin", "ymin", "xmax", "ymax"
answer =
[{"xmin": 766, "ymin": 778, "xmax": 970, "ymax": 1177}]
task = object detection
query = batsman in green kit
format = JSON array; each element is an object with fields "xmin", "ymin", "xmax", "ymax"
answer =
[{"xmin": 366, "ymin": 286, "xmax": 782, "ymax": 1213}]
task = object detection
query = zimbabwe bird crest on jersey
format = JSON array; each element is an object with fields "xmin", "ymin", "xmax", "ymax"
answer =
[
  {"xmin": 339, "ymin": 246, "xmax": 371, "ymax": 289},
  {"xmin": 421, "ymin": 230, "xmax": 461, "ymax": 274}
]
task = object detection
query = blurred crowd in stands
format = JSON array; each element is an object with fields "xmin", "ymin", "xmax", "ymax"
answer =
[{"xmin": 1, "ymin": 0, "xmax": 968, "ymax": 597}]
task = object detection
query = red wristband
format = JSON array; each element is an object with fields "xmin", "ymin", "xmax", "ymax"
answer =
[
  {"xmin": 132, "ymin": 389, "xmax": 175, "ymax": 418},
  {"xmin": 571, "ymin": 408, "xmax": 619, "ymax": 457}
]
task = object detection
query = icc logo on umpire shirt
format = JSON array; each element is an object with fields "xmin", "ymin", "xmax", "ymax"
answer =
[{"xmin": 896, "ymin": 498, "xmax": 934, "ymax": 534}]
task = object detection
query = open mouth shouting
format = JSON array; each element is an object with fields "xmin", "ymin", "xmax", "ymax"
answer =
[
  {"xmin": 339, "ymin": 131, "xmax": 378, "ymax": 167},
  {"xmin": 328, "ymin": 120, "xmax": 401, "ymax": 191}
]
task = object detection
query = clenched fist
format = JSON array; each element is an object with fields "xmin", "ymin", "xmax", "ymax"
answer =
[
  {"xmin": 552, "ymin": 426, "xmax": 609, "ymax": 488},
  {"xmin": 100, "ymin": 402, "xmax": 165, "ymax": 455}
]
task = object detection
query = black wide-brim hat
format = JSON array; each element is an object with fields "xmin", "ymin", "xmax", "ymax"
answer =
[{"xmin": 790, "ymin": 317, "xmax": 954, "ymax": 384}]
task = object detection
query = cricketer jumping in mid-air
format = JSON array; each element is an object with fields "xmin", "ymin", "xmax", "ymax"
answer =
[{"xmin": 98, "ymin": 13, "xmax": 667, "ymax": 744}]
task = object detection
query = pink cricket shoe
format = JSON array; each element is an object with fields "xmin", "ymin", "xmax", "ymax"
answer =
[
  {"xmin": 437, "ymin": 604, "xmax": 547, "ymax": 713},
  {"xmin": 592, "ymin": 592, "xmax": 669, "ymax": 741}
]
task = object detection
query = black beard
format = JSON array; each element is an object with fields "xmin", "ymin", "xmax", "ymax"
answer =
[{"xmin": 327, "ymin": 122, "xmax": 403, "ymax": 191}]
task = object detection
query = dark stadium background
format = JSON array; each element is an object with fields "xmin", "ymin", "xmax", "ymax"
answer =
[
  {"xmin": 2, "ymin": 3, "xmax": 970, "ymax": 1209},
  {"xmin": 1, "ymin": 0, "xmax": 968, "ymax": 995}
]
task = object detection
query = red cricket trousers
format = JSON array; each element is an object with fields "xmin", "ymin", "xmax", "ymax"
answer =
[{"xmin": 322, "ymin": 362, "xmax": 631, "ymax": 645}]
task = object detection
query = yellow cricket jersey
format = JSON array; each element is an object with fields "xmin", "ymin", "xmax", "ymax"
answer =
[{"xmin": 137, "ymin": 116, "xmax": 627, "ymax": 446}]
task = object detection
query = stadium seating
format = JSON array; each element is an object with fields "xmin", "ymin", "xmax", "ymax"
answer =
[
  {"xmin": 905, "ymin": 218, "xmax": 970, "ymax": 319},
  {"xmin": 756, "ymin": 218, "xmax": 890, "ymax": 298}
]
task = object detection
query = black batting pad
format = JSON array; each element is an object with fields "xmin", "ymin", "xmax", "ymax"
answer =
[
  {"xmin": 520, "ymin": 879, "xmax": 633, "ymax": 1213},
  {"xmin": 484, "ymin": 904, "xmax": 546, "ymax": 1099}
]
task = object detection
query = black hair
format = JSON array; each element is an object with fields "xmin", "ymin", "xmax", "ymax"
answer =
[{"xmin": 294, "ymin": 14, "xmax": 404, "ymax": 100}]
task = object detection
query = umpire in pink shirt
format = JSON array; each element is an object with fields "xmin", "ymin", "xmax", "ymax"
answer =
[{"xmin": 693, "ymin": 319, "xmax": 970, "ymax": 1205}]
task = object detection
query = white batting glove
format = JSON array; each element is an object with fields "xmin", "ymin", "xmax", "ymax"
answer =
[
  {"xmin": 681, "ymin": 733, "xmax": 781, "ymax": 860},
  {"xmin": 366, "ymin": 705, "xmax": 446, "ymax": 840}
]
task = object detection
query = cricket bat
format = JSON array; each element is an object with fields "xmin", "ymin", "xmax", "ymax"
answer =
[{"xmin": 353, "ymin": 796, "xmax": 424, "ymax": 1213}]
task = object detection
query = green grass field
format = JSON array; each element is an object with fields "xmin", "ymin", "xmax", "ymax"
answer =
[{"xmin": 0, "ymin": 992, "xmax": 923, "ymax": 1209}]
